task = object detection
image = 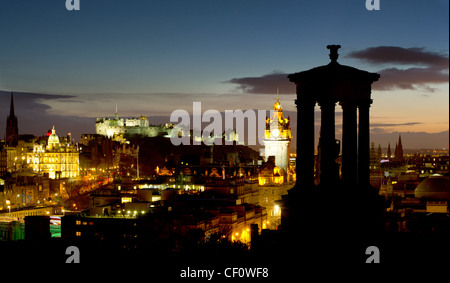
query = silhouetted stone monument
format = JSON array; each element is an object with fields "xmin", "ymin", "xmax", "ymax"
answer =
[
  {"xmin": 288, "ymin": 44, "xmax": 379, "ymax": 187},
  {"xmin": 280, "ymin": 45, "xmax": 383, "ymax": 263}
]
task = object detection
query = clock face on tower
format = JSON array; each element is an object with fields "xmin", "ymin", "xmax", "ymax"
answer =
[{"xmin": 272, "ymin": 128, "xmax": 280, "ymax": 138}]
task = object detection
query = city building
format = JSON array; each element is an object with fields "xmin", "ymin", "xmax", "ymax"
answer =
[
  {"xmin": 79, "ymin": 134, "xmax": 116, "ymax": 174},
  {"xmin": 0, "ymin": 171, "xmax": 66, "ymax": 212},
  {"xmin": 61, "ymin": 176, "xmax": 267, "ymax": 246},
  {"xmin": 408, "ymin": 154, "xmax": 449, "ymax": 177},
  {"xmin": 0, "ymin": 142, "xmax": 7, "ymax": 176},
  {"xmin": 384, "ymin": 174, "xmax": 449, "ymax": 233},
  {"xmin": 26, "ymin": 126, "xmax": 80, "ymax": 179}
]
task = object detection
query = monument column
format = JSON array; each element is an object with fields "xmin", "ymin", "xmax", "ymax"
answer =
[
  {"xmin": 295, "ymin": 92, "xmax": 316, "ymax": 189},
  {"xmin": 358, "ymin": 98, "xmax": 372, "ymax": 186},
  {"xmin": 340, "ymin": 100, "xmax": 358, "ymax": 186},
  {"xmin": 318, "ymin": 99, "xmax": 336, "ymax": 186}
]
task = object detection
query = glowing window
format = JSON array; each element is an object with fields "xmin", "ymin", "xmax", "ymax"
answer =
[{"xmin": 121, "ymin": 197, "xmax": 132, "ymax": 203}]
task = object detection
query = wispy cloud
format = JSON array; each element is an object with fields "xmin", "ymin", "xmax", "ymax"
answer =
[
  {"xmin": 370, "ymin": 122, "xmax": 423, "ymax": 127},
  {"xmin": 224, "ymin": 72, "xmax": 294, "ymax": 95},
  {"xmin": 0, "ymin": 90, "xmax": 92, "ymax": 138},
  {"xmin": 347, "ymin": 46, "xmax": 448, "ymax": 68},
  {"xmin": 347, "ymin": 46, "xmax": 449, "ymax": 91},
  {"xmin": 226, "ymin": 46, "xmax": 449, "ymax": 94}
]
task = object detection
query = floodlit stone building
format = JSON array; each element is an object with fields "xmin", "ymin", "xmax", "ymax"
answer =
[{"xmin": 27, "ymin": 126, "xmax": 79, "ymax": 179}]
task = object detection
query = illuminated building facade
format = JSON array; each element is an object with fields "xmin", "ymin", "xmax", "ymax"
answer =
[{"xmin": 27, "ymin": 126, "xmax": 79, "ymax": 179}]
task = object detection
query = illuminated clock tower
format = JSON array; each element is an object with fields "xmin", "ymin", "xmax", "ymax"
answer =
[{"xmin": 264, "ymin": 92, "xmax": 292, "ymax": 172}]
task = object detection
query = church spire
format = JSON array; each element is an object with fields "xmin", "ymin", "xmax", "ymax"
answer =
[
  {"xmin": 394, "ymin": 134, "xmax": 404, "ymax": 162},
  {"xmin": 114, "ymin": 104, "xmax": 119, "ymax": 120},
  {"xmin": 10, "ymin": 92, "xmax": 15, "ymax": 117},
  {"xmin": 6, "ymin": 91, "xmax": 19, "ymax": 145}
]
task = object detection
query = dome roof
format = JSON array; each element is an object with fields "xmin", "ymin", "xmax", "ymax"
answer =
[
  {"xmin": 414, "ymin": 175, "xmax": 449, "ymax": 200},
  {"xmin": 47, "ymin": 126, "xmax": 60, "ymax": 148}
]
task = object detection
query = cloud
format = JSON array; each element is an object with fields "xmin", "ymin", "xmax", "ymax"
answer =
[
  {"xmin": 347, "ymin": 46, "xmax": 449, "ymax": 91},
  {"xmin": 347, "ymin": 46, "xmax": 449, "ymax": 68},
  {"xmin": 226, "ymin": 47, "xmax": 449, "ymax": 94},
  {"xmin": 370, "ymin": 122, "xmax": 423, "ymax": 128},
  {"xmin": 374, "ymin": 67, "xmax": 449, "ymax": 91},
  {"xmin": 224, "ymin": 72, "xmax": 294, "ymax": 95},
  {"xmin": 0, "ymin": 90, "xmax": 93, "ymax": 139},
  {"xmin": 0, "ymin": 90, "xmax": 79, "ymax": 113}
]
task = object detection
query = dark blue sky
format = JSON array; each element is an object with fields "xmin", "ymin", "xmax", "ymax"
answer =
[{"xmin": 0, "ymin": 0, "xmax": 448, "ymax": 148}]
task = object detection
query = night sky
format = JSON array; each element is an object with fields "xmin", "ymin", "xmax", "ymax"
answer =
[{"xmin": 0, "ymin": 0, "xmax": 448, "ymax": 149}]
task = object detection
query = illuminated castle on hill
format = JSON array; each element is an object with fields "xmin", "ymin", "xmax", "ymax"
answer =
[{"xmin": 95, "ymin": 108, "xmax": 174, "ymax": 139}]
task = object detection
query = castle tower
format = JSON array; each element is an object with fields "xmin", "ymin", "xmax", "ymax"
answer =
[
  {"xmin": 6, "ymin": 92, "xmax": 19, "ymax": 145},
  {"xmin": 264, "ymin": 90, "xmax": 292, "ymax": 172}
]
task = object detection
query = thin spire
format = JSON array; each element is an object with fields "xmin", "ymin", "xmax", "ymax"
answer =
[
  {"xmin": 114, "ymin": 104, "xmax": 119, "ymax": 120},
  {"xmin": 6, "ymin": 91, "xmax": 19, "ymax": 143},
  {"xmin": 395, "ymin": 134, "xmax": 404, "ymax": 162},
  {"xmin": 10, "ymin": 92, "xmax": 15, "ymax": 117},
  {"xmin": 273, "ymin": 88, "xmax": 282, "ymax": 111}
]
